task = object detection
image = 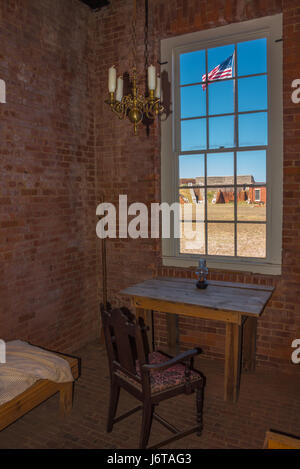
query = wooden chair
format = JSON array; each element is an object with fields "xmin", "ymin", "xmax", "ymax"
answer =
[{"xmin": 101, "ymin": 304, "xmax": 205, "ymax": 449}]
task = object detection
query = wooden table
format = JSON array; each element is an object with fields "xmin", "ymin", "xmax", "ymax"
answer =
[{"xmin": 121, "ymin": 277, "xmax": 274, "ymax": 403}]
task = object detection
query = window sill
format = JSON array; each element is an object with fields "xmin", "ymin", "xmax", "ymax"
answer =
[{"xmin": 162, "ymin": 256, "xmax": 281, "ymax": 276}]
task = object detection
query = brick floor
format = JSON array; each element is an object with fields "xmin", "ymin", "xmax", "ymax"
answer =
[{"xmin": 0, "ymin": 341, "xmax": 299, "ymax": 449}]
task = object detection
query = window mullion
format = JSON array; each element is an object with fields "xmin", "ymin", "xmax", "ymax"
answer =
[
  {"xmin": 234, "ymin": 43, "xmax": 238, "ymax": 257},
  {"xmin": 205, "ymin": 48, "xmax": 209, "ymax": 152},
  {"xmin": 234, "ymin": 151, "xmax": 237, "ymax": 257},
  {"xmin": 205, "ymin": 48, "xmax": 209, "ymax": 256},
  {"xmin": 204, "ymin": 153, "xmax": 208, "ymax": 256}
]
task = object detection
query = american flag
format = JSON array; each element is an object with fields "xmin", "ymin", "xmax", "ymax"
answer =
[{"xmin": 202, "ymin": 53, "xmax": 234, "ymax": 90}]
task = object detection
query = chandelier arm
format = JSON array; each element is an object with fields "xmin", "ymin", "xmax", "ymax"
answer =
[{"xmin": 143, "ymin": 97, "xmax": 164, "ymax": 119}]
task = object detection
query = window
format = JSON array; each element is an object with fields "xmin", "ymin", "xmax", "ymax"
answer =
[
  {"xmin": 161, "ymin": 15, "xmax": 283, "ymax": 275},
  {"xmin": 255, "ymin": 189, "xmax": 261, "ymax": 202}
]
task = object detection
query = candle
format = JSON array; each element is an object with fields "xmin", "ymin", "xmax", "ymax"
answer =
[
  {"xmin": 116, "ymin": 76, "xmax": 123, "ymax": 102},
  {"xmin": 0, "ymin": 79, "xmax": 6, "ymax": 103},
  {"xmin": 155, "ymin": 76, "xmax": 161, "ymax": 99},
  {"xmin": 108, "ymin": 66, "xmax": 117, "ymax": 93},
  {"xmin": 148, "ymin": 64, "xmax": 156, "ymax": 91}
]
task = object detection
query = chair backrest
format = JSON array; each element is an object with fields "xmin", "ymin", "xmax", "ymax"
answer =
[{"xmin": 100, "ymin": 304, "xmax": 149, "ymax": 382}]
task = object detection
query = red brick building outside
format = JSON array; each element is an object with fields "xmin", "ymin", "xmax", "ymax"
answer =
[{"xmin": 248, "ymin": 186, "xmax": 267, "ymax": 204}]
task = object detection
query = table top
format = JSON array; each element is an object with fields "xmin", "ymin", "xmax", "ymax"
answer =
[{"xmin": 121, "ymin": 277, "xmax": 274, "ymax": 317}]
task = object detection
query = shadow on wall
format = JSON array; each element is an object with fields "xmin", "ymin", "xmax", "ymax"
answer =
[{"xmin": 161, "ymin": 69, "xmax": 172, "ymax": 121}]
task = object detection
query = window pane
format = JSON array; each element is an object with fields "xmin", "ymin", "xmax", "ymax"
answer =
[
  {"xmin": 180, "ymin": 50, "xmax": 206, "ymax": 86},
  {"xmin": 181, "ymin": 85, "xmax": 206, "ymax": 118},
  {"xmin": 237, "ymin": 186, "xmax": 266, "ymax": 221},
  {"xmin": 207, "ymin": 152, "xmax": 234, "ymax": 184},
  {"xmin": 237, "ymin": 150, "xmax": 266, "ymax": 184},
  {"xmin": 238, "ymin": 112, "xmax": 268, "ymax": 147},
  {"xmin": 179, "ymin": 189, "xmax": 205, "ymax": 218},
  {"xmin": 238, "ymin": 76, "xmax": 267, "ymax": 112},
  {"xmin": 237, "ymin": 38, "xmax": 267, "ymax": 76},
  {"xmin": 209, "ymin": 115, "xmax": 235, "ymax": 149},
  {"xmin": 179, "ymin": 152, "xmax": 205, "ymax": 223},
  {"xmin": 207, "ymin": 223, "xmax": 234, "ymax": 256},
  {"xmin": 179, "ymin": 154, "xmax": 204, "ymax": 182},
  {"xmin": 207, "ymin": 187, "xmax": 234, "ymax": 221},
  {"xmin": 181, "ymin": 119, "xmax": 207, "ymax": 151},
  {"xmin": 237, "ymin": 223, "xmax": 266, "ymax": 258},
  {"xmin": 180, "ymin": 193, "xmax": 205, "ymax": 228},
  {"xmin": 207, "ymin": 44, "xmax": 235, "ymax": 75},
  {"xmin": 180, "ymin": 221, "xmax": 205, "ymax": 254},
  {"xmin": 209, "ymin": 80, "xmax": 234, "ymax": 115}
]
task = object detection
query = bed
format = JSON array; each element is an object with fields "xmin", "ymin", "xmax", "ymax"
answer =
[{"xmin": 0, "ymin": 352, "xmax": 79, "ymax": 432}]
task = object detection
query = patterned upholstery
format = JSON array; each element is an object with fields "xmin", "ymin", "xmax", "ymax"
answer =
[{"xmin": 115, "ymin": 351, "xmax": 202, "ymax": 394}]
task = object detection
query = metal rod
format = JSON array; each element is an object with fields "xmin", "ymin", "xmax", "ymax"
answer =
[{"xmin": 99, "ymin": 191, "xmax": 107, "ymax": 344}]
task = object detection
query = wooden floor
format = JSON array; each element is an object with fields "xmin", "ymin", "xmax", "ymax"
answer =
[{"xmin": 0, "ymin": 341, "xmax": 299, "ymax": 449}]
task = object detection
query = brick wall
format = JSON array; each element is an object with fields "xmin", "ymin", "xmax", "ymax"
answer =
[
  {"xmin": 0, "ymin": 0, "xmax": 99, "ymax": 352},
  {"xmin": 93, "ymin": 0, "xmax": 300, "ymax": 372}
]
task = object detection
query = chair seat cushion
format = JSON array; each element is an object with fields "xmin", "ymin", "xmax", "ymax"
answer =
[{"xmin": 116, "ymin": 351, "xmax": 202, "ymax": 394}]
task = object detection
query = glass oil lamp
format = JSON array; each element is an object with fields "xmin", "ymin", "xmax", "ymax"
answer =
[{"xmin": 196, "ymin": 259, "xmax": 208, "ymax": 290}]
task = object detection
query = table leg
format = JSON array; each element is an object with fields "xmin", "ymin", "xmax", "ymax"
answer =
[
  {"xmin": 242, "ymin": 316, "xmax": 257, "ymax": 372},
  {"xmin": 224, "ymin": 322, "xmax": 242, "ymax": 403}
]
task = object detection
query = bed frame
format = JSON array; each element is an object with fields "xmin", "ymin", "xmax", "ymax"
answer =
[{"xmin": 0, "ymin": 354, "xmax": 79, "ymax": 432}]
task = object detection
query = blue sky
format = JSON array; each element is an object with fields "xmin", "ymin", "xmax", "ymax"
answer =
[
  {"xmin": 180, "ymin": 150, "xmax": 266, "ymax": 183},
  {"xmin": 179, "ymin": 38, "xmax": 267, "ymax": 183}
]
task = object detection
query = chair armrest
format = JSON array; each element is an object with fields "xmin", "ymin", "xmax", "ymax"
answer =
[{"xmin": 141, "ymin": 348, "xmax": 201, "ymax": 372}]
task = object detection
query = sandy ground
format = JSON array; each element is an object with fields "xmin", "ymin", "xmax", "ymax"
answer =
[{"xmin": 180, "ymin": 202, "xmax": 266, "ymax": 257}]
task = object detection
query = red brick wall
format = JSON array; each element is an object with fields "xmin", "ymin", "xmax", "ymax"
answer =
[
  {"xmin": 93, "ymin": 0, "xmax": 300, "ymax": 372},
  {"xmin": 0, "ymin": 0, "xmax": 99, "ymax": 352}
]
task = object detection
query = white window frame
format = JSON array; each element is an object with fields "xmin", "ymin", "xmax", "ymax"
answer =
[
  {"xmin": 255, "ymin": 189, "xmax": 261, "ymax": 202},
  {"xmin": 161, "ymin": 14, "xmax": 283, "ymax": 275}
]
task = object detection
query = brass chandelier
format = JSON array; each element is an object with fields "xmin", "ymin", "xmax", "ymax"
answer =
[{"xmin": 105, "ymin": 0, "xmax": 164, "ymax": 135}]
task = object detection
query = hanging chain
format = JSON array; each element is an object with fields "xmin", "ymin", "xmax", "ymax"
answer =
[
  {"xmin": 144, "ymin": 0, "xmax": 149, "ymax": 71},
  {"xmin": 131, "ymin": 0, "xmax": 137, "ymax": 69}
]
